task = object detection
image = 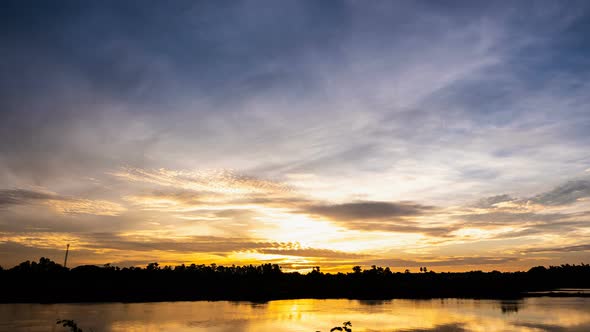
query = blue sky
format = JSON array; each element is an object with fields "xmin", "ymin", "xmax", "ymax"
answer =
[{"xmin": 1, "ymin": 1, "xmax": 590, "ymax": 271}]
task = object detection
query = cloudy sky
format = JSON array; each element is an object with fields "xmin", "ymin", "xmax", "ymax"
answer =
[{"xmin": 1, "ymin": 1, "xmax": 590, "ymax": 272}]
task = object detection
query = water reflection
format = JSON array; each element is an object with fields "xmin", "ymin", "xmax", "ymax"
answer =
[
  {"xmin": 527, "ymin": 288, "xmax": 590, "ymax": 295},
  {"xmin": 356, "ymin": 299, "xmax": 392, "ymax": 306},
  {"xmin": 499, "ymin": 300, "xmax": 522, "ymax": 314},
  {"xmin": 0, "ymin": 298, "xmax": 589, "ymax": 331},
  {"xmin": 397, "ymin": 323, "xmax": 467, "ymax": 332}
]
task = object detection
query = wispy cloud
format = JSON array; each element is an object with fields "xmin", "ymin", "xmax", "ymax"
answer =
[
  {"xmin": 523, "ymin": 244, "xmax": 590, "ymax": 254},
  {"xmin": 0, "ymin": 188, "xmax": 125, "ymax": 216},
  {"xmin": 111, "ymin": 167, "xmax": 291, "ymax": 195},
  {"xmin": 1, "ymin": 1, "xmax": 590, "ymax": 270},
  {"xmin": 530, "ymin": 180, "xmax": 590, "ymax": 206},
  {"xmin": 45, "ymin": 199, "xmax": 125, "ymax": 216},
  {"xmin": 0, "ymin": 189, "xmax": 57, "ymax": 206}
]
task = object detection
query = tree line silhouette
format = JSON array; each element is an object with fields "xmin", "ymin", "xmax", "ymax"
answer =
[{"xmin": 1, "ymin": 258, "xmax": 589, "ymax": 302}]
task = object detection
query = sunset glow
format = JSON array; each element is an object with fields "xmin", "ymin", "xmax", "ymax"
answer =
[{"xmin": 1, "ymin": 1, "xmax": 590, "ymax": 273}]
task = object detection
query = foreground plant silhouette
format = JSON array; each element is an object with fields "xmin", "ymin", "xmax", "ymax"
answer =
[
  {"xmin": 56, "ymin": 319, "xmax": 83, "ymax": 332},
  {"xmin": 330, "ymin": 321, "xmax": 352, "ymax": 332}
]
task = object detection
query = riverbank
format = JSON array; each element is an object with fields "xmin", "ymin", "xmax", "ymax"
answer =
[{"xmin": 2, "ymin": 259, "xmax": 589, "ymax": 304}]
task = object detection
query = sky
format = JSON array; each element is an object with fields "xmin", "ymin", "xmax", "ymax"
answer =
[{"xmin": 1, "ymin": 0, "xmax": 590, "ymax": 272}]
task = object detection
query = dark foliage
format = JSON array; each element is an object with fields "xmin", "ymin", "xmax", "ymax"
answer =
[
  {"xmin": 56, "ymin": 319, "xmax": 83, "ymax": 332},
  {"xmin": 330, "ymin": 321, "xmax": 352, "ymax": 332},
  {"xmin": 0, "ymin": 258, "xmax": 589, "ymax": 303}
]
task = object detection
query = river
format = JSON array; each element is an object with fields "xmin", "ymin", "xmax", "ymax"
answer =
[{"xmin": 2, "ymin": 297, "xmax": 589, "ymax": 331}]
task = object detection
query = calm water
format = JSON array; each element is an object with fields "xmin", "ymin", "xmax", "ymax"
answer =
[{"xmin": 2, "ymin": 298, "xmax": 590, "ymax": 332}]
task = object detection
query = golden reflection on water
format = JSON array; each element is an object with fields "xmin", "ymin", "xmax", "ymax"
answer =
[{"xmin": 1, "ymin": 298, "xmax": 590, "ymax": 332}]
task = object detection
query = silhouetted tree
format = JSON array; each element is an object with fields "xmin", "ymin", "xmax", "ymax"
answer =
[
  {"xmin": 146, "ymin": 262, "xmax": 160, "ymax": 271},
  {"xmin": 528, "ymin": 266, "xmax": 547, "ymax": 274},
  {"xmin": 2, "ymin": 258, "xmax": 590, "ymax": 303}
]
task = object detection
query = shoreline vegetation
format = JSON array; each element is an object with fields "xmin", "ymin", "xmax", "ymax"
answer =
[{"xmin": 1, "ymin": 258, "xmax": 589, "ymax": 303}]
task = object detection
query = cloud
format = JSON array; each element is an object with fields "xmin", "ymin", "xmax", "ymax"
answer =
[
  {"xmin": 123, "ymin": 190, "xmax": 217, "ymax": 211},
  {"xmin": 255, "ymin": 247, "xmax": 369, "ymax": 259},
  {"xmin": 45, "ymin": 199, "xmax": 125, "ymax": 216},
  {"xmin": 472, "ymin": 194, "xmax": 515, "ymax": 209},
  {"xmin": 79, "ymin": 234, "xmax": 271, "ymax": 253},
  {"xmin": 457, "ymin": 212, "xmax": 564, "ymax": 225},
  {"xmin": 530, "ymin": 180, "xmax": 590, "ymax": 206},
  {"xmin": 455, "ymin": 207, "xmax": 590, "ymax": 242},
  {"xmin": 0, "ymin": 188, "xmax": 125, "ymax": 216},
  {"xmin": 298, "ymin": 201, "xmax": 446, "ymax": 235},
  {"xmin": 472, "ymin": 178, "xmax": 590, "ymax": 210},
  {"xmin": 0, "ymin": 189, "xmax": 57, "ymax": 206},
  {"xmin": 454, "ymin": 178, "xmax": 590, "ymax": 242},
  {"xmin": 335, "ymin": 221, "xmax": 452, "ymax": 236},
  {"xmin": 124, "ymin": 188, "xmax": 310, "ymax": 212},
  {"xmin": 490, "ymin": 220, "xmax": 589, "ymax": 239},
  {"xmin": 304, "ymin": 201, "xmax": 434, "ymax": 221},
  {"xmin": 363, "ymin": 256, "xmax": 520, "ymax": 268},
  {"xmin": 47, "ymin": 232, "xmax": 363, "ymax": 260},
  {"xmin": 111, "ymin": 167, "xmax": 291, "ymax": 195},
  {"xmin": 523, "ymin": 244, "xmax": 590, "ymax": 254}
]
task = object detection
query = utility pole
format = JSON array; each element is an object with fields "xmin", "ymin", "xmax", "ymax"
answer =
[{"xmin": 64, "ymin": 244, "xmax": 70, "ymax": 268}]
